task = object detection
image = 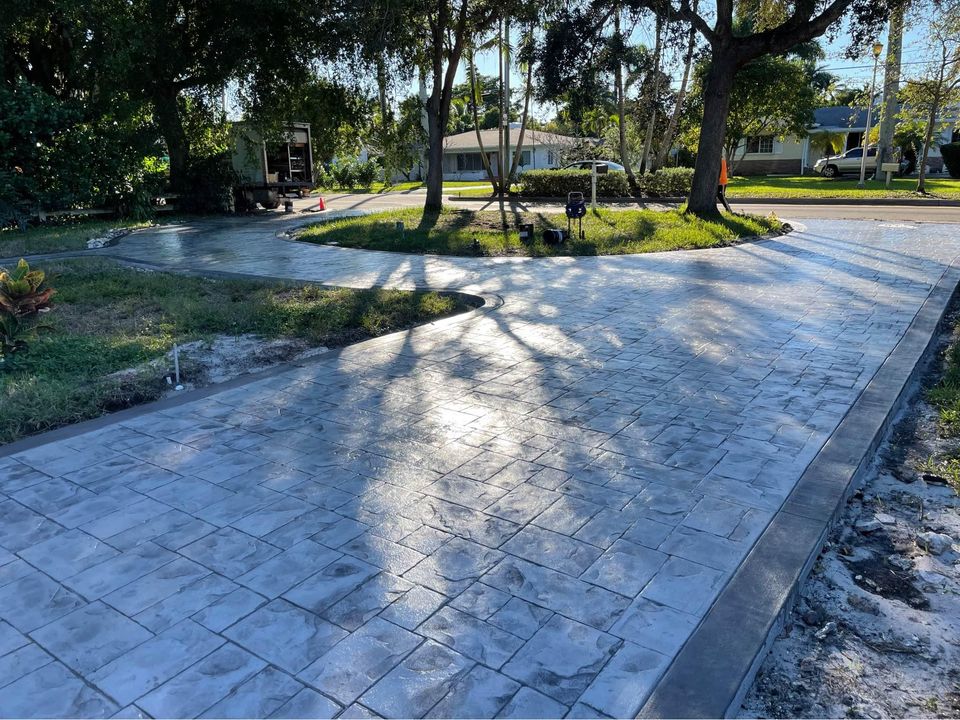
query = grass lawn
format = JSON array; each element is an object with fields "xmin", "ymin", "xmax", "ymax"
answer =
[
  {"xmin": 917, "ymin": 315, "xmax": 960, "ymax": 493},
  {"xmin": 0, "ymin": 258, "xmax": 470, "ymax": 444},
  {"xmin": 0, "ymin": 218, "xmax": 155, "ymax": 258},
  {"xmin": 725, "ymin": 175, "xmax": 960, "ymax": 199},
  {"xmin": 927, "ymin": 323, "xmax": 960, "ymax": 438},
  {"xmin": 298, "ymin": 207, "xmax": 783, "ymax": 257}
]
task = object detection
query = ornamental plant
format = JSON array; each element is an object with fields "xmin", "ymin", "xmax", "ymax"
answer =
[{"xmin": 0, "ymin": 259, "xmax": 55, "ymax": 366}]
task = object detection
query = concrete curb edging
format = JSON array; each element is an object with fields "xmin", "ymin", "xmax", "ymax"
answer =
[
  {"xmin": 0, "ymin": 257, "xmax": 501, "ymax": 458},
  {"xmin": 638, "ymin": 255, "xmax": 960, "ymax": 719}
]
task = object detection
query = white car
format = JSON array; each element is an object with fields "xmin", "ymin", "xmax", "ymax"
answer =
[
  {"xmin": 561, "ymin": 161, "xmax": 627, "ymax": 173},
  {"xmin": 814, "ymin": 147, "xmax": 878, "ymax": 177}
]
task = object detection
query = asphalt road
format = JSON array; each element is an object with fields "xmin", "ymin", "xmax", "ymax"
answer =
[{"xmin": 302, "ymin": 190, "xmax": 960, "ymax": 224}]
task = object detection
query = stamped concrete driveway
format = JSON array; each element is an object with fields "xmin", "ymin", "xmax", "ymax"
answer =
[{"xmin": 1, "ymin": 214, "xmax": 959, "ymax": 718}]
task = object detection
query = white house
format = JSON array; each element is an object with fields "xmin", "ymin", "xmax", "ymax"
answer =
[
  {"xmin": 440, "ymin": 126, "xmax": 578, "ymax": 181},
  {"xmin": 734, "ymin": 106, "xmax": 959, "ymax": 175}
]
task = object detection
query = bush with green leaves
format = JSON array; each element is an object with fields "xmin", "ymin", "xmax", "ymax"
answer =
[
  {"xmin": 0, "ymin": 80, "xmax": 164, "ymax": 220},
  {"xmin": 328, "ymin": 158, "xmax": 380, "ymax": 189},
  {"xmin": 314, "ymin": 165, "xmax": 333, "ymax": 189},
  {"xmin": 0, "ymin": 259, "xmax": 55, "ymax": 366},
  {"xmin": 330, "ymin": 161, "xmax": 358, "ymax": 189},
  {"xmin": 354, "ymin": 159, "xmax": 380, "ymax": 188},
  {"xmin": 639, "ymin": 167, "xmax": 696, "ymax": 198},
  {"xmin": 941, "ymin": 143, "xmax": 960, "ymax": 179},
  {"xmin": 518, "ymin": 169, "xmax": 631, "ymax": 198}
]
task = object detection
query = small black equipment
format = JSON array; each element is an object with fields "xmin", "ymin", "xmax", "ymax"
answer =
[
  {"xmin": 543, "ymin": 228, "xmax": 568, "ymax": 245},
  {"xmin": 518, "ymin": 223, "xmax": 534, "ymax": 244},
  {"xmin": 565, "ymin": 191, "xmax": 587, "ymax": 241}
]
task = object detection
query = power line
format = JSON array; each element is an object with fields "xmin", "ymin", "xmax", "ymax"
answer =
[{"xmin": 820, "ymin": 57, "xmax": 960, "ymax": 71}]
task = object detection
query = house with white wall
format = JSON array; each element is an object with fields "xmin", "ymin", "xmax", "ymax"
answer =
[
  {"xmin": 440, "ymin": 126, "xmax": 578, "ymax": 181},
  {"xmin": 734, "ymin": 106, "xmax": 959, "ymax": 175}
]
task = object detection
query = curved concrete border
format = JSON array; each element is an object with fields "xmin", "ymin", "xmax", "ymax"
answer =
[
  {"xmin": 637, "ymin": 253, "xmax": 960, "ymax": 719},
  {"xmin": 0, "ymin": 256, "xmax": 501, "ymax": 459}
]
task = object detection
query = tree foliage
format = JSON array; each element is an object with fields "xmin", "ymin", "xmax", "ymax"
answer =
[
  {"xmin": 622, "ymin": 0, "xmax": 902, "ymax": 214},
  {"xmin": 686, "ymin": 39, "xmax": 829, "ymax": 171},
  {"xmin": 895, "ymin": 0, "xmax": 960, "ymax": 191}
]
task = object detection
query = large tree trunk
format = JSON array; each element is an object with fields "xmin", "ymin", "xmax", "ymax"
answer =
[
  {"xmin": 655, "ymin": 0, "xmax": 698, "ymax": 170},
  {"xmin": 423, "ymin": 1, "xmax": 471, "ymax": 212},
  {"xmin": 687, "ymin": 48, "xmax": 737, "ymax": 216},
  {"xmin": 153, "ymin": 84, "xmax": 189, "ymax": 191},
  {"xmin": 424, "ymin": 89, "xmax": 446, "ymax": 211}
]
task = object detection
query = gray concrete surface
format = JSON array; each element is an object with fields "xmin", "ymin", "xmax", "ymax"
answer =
[{"xmin": 1, "ymin": 213, "xmax": 959, "ymax": 718}]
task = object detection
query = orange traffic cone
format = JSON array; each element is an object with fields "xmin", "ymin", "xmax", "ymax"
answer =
[{"xmin": 317, "ymin": 196, "xmax": 326, "ymax": 211}]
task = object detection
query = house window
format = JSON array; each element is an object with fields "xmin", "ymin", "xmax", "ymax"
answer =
[
  {"xmin": 520, "ymin": 150, "xmax": 531, "ymax": 167},
  {"xmin": 745, "ymin": 136, "xmax": 774, "ymax": 154},
  {"xmin": 456, "ymin": 153, "xmax": 486, "ymax": 171},
  {"xmin": 547, "ymin": 150, "xmax": 556, "ymax": 165}
]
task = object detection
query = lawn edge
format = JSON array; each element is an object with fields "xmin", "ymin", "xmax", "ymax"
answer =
[
  {"xmin": 637, "ymin": 251, "xmax": 960, "ymax": 718},
  {"xmin": 0, "ymin": 258, "xmax": 498, "ymax": 457}
]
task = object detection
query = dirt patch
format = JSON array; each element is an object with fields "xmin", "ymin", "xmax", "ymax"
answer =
[
  {"xmin": 109, "ymin": 334, "xmax": 327, "ymax": 396},
  {"xmin": 741, "ymin": 313, "xmax": 960, "ymax": 719}
]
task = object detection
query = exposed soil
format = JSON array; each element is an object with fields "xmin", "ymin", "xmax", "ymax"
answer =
[
  {"xmin": 741, "ymin": 311, "xmax": 960, "ymax": 719},
  {"xmin": 108, "ymin": 334, "xmax": 328, "ymax": 396}
]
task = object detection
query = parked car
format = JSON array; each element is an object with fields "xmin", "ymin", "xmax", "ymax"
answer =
[
  {"xmin": 814, "ymin": 147, "xmax": 877, "ymax": 178},
  {"xmin": 561, "ymin": 160, "xmax": 627, "ymax": 173}
]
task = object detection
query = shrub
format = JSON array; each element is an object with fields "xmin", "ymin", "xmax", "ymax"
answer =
[
  {"xmin": 314, "ymin": 165, "xmax": 333, "ymax": 189},
  {"xmin": 330, "ymin": 161, "xmax": 358, "ymax": 189},
  {"xmin": 518, "ymin": 169, "xmax": 630, "ymax": 198},
  {"xmin": 941, "ymin": 143, "xmax": 960, "ymax": 179},
  {"xmin": 354, "ymin": 159, "xmax": 380, "ymax": 188},
  {"xmin": 639, "ymin": 167, "xmax": 695, "ymax": 198},
  {"xmin": 0, "ymin": 259, "xmax": 55, "ymax": 366},
  {"xmin": 178, "ymin": 154, "xmax": 236, "ymax": 213}
]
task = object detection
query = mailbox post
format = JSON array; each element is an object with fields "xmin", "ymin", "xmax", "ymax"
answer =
[
  {"xmin": 591, "ymin": 162, "xmax": 597, "ymax": 210},
  {"xmin": 880, "ymin": 162, "xmax": 900, "ymax": 188},
  {"xmin": 590, "ymin": 162, "xmax": 608, "ymax": 210}
]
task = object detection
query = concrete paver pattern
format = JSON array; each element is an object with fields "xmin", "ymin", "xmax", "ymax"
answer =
[{"xmin": 1, "ymin": 214, "xmax": 959, "ymax": 718}]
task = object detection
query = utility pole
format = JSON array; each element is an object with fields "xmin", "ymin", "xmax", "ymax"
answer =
[
  {"xmin": 497, "ymin": 17, "xmax": 505, "ymax": 199},
  {"xmin": 503, "ymin": 18, "xmax": 511, "ymax": 191},
  {"xmin": 858, "ymin": 42, "xmax": 884, "ymax": 189},
  {"xmin": 875, "ymin": 4, "xmax": 905, "ymax": 178}
]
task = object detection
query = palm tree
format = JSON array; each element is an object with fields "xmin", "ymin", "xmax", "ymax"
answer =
[{"xmin": 808, "ymin": 130, "xmax": 845, "ymax": 162}]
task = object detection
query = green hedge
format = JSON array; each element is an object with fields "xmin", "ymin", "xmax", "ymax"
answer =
[
  {"xmin": 941, "ymin": 143, "xmax": 960, "ymax": 179},
  {"xmin": 518, "ymin": 169, "xmax": 630, "ymax": 198},
  {"xmin": 638, "ymin": 167, "xmax": 695, "ymax": 197}
]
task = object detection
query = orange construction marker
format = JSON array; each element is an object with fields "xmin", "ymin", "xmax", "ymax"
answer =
[{"xmin": 317, "ymin": 196, "xmax": 326, "ymax": 211}]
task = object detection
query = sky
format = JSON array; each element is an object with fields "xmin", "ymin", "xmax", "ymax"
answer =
[{"xmin": 222, "ymin": 6, "xmax": 930, "ymax": 125}]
